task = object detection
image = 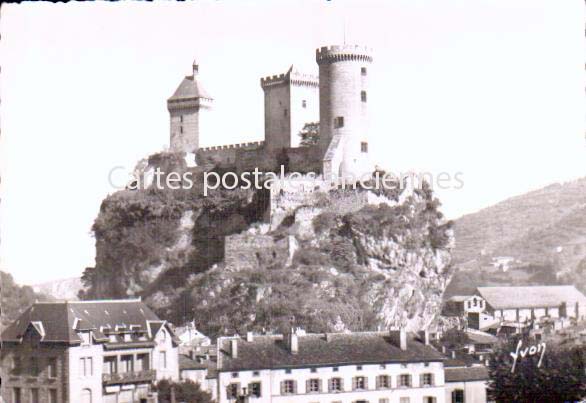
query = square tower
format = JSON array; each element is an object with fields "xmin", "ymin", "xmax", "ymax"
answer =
[
  {"xmin": 261, "ymin": 66, "xmax": 319, "ymax": 153},
  {"xmin": 167, "ymin": 61, "xmax": 213, "ymax": 153}
]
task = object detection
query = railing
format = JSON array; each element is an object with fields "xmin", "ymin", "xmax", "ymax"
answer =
[{"xmin": 102, "ymin": 369, "xmax": 156, "ymax": 385}]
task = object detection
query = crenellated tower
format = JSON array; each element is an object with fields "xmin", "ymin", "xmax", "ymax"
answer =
[
  {"xmin": 316, "ymin": 45, "xmax": 373, "ymax": 179},
  {"xmin": 167, "ymin": 61, "xmax": 213, "ymax": 153},
  {"xmin": 261, "ymin": 66, "xmax": 319, "ymax": 153}
]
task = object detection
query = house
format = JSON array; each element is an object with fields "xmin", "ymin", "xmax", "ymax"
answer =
[
  {"xmin": 442, "ymin": 296, "xmax": 486, "ymax": 317},
  {"xmin": 179, "ymin": 354, "xmax": 218, "ymax": 401},
  {"xmin": 444, "ymin": 361, "xmax": 489, "ymax": 403},
  {"xmin": 215, "ymin": 329, "xmax": 447, "ymax": 403},
  {"xmin": 0, "ymin": 299, "xmax": 180, "ymax": 403},
  {"xmin": 476, "ymin": 285, "xmax": 586, "ymax": 323}
]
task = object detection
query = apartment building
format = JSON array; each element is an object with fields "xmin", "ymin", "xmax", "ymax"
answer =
[
  {"xmin": 0, "ymin": 299, "xmax": 180, "ymax": 403},
  {"xmin": 216, "ymin": 330, "xmax": 447, "ymax": 403}
]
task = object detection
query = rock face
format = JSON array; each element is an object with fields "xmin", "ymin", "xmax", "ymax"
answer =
[{"xmin": 82, "ymin": 152, "xmax": 454, "ymax": 338}]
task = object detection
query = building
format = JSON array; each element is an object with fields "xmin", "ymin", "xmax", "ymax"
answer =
[
  {"xmin": 476, "ymin": 285, "xmax": 586, "ymax": 323},
  {"xmin": 444, "ymin": 363, "xmax": 489, "ymax": 403},
  {"xmin": 0, "ymin": 299, "xmax": 180, "ymax": 403},
  {"xmin": 442, "ymin": 296, "xmax": 486, "ymax": 317},
  {"xmin": 215, "ymin": 329, "xmax": 447, "ymax": 403},
  {"xmin": 168, "ymin": 44, "xmax": 374, "ymax": 180}
]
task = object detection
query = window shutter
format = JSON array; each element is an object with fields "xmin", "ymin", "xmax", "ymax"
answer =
[
  {"xmin": 364, "ymin": 376, "xmax": 368, "ymax": 390},
  {"xmin": 306, "ymin": 380, "xmax": 310, "ymax": 393},
  {"xmin": 420, "ymin": 374, "xmax": 424, "ymax": 386},
  {"xmin": 340, "ymin": 377, "xmax": 344, "ymax": 391},
  {"xmin": 318, "ymin": 379, "xmax": 322, "ymax": 392},
  {"xmin": 352, "ymin": 377, "xmax": 356, "ymax": 390},
  {"xmin": 328, "ymin": 378, "xmax": 332, "ymax": 392},
  {"xmin": 376, "ymin": 375, "xmax": 380, "ymax": 389},
  {"xmin": 280, "ymin": 381, "xmax": 284, "ymax": 395},
  {"xmin": 293, "ymin": 380, "xmax": 297, "ymax": 394}
]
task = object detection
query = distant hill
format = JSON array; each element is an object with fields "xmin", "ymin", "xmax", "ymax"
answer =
[
  {"xmin": 447, "ymin": 177, "xmax": 586, "ymax": 297},
  {"xmin": 0, "ymin": 271, "xmax": 51, "ymax": 330},
  {"xmin": 33, "ymin": 277, "xmax": 83, "ymax": 301}
]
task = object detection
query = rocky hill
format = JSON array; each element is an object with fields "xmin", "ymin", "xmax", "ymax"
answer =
[
  {"xmin": 447, "ymin": 177, "xmax": 586, "ymax": 296},
  {"xmin": 81, "ymin": 152, "xmax": 454, "ymax": 338}
]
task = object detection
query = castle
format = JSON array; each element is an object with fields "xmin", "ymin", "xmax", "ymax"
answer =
[{"xmin": 167, "ymin": 45, "xmax": 374, "ymax": 180}]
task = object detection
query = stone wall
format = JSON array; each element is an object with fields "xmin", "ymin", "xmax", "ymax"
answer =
[{"xmin": 224, "ymin": 233, "xmax": 297, "ymax": 270}]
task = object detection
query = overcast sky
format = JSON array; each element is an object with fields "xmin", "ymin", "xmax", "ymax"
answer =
[{"xmin": 1, "ymin": 0, "xmax": 584, "ymax": 285}]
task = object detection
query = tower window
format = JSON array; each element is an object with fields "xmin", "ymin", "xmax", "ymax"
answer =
[
  {"xmin": 361, "ymin": 142, "xmax": 368, "ymax": 153},
  {"xmin": 284, "ymin": 108, "xmax": 288, "ymax": 117},
  {"xmin": 302, "ymin": 100, "xmax": 307, "ymax": 108},
  {"xmin": 361, "ymin": 91, "xmax": 367, "ymax": 102},
  {"xmin": 361, "ymin": 67, "xmax": 367, "ymax": 75},
  {"xmin": 334, "ymin": 116, "xmax": 344, "ymax": 128},
  {"xmin": 180, "ymin": 126, "xmax": 183, "ymax": 134}
]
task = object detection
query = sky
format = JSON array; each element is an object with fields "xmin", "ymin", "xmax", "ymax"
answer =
[{"xmin": 0, "ymin": 0, "xmax": 584, "ymax": 285}]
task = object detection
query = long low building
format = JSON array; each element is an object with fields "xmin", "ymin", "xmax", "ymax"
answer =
[
  {"xmin": 476, "ymin": 285, "xmax": 586, "ymax": 323},
  {"xmin": 215, "ymin": 329, "xmax": 452, "ymax": 403}
]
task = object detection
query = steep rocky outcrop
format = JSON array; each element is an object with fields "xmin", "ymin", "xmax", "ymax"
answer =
[{"xmin": 82, "ymin": 152, "xmax": 454, "ymax": 338}]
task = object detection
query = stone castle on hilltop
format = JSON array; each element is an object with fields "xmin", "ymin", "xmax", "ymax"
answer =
[{"xmin": 167, "ymin": 45, "xmax": 374, "ymax": 180}]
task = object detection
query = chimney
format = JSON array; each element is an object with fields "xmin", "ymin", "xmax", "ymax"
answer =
[
  {"xmin": 230, "ymin": 338, "xmax": 238, "ymax": 358},
  {"xmin": 451, "ymin": 350, "xmax": 456, "ymax": 359},
  {"xmin": 390, "ymin": 329, "xmax": 408, "ymax": 351},
  {"xmin": 246, "ymin": 331, "xmax": 254, "ymax": 342},
  {"xmin": 192, "ymin": 60, "xmax": 199, "ymax": 76},
  {"xmin": 289, "ymin": 332, "xmax": 299, "ymax": 354},
  {"xmin": 441, "ymin": 345, "xmax": 446, "ymax": 354}
]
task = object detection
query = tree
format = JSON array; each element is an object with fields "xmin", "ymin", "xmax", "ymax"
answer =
[
  {"xmin": 298, "ymin": 122, "xmax": 319, "ymax": 146},
  {"xmin": 154, "ymin": 379, "xmax": 213, "ymax": 403},
  {"xmin": 488, "ymin": 336, "xmax": 586, "ymax": 403}
]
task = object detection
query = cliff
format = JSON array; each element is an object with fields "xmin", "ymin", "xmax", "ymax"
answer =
[{"xmin": 82, "ymin": 152, "xmax": 454, "ymax": 337}]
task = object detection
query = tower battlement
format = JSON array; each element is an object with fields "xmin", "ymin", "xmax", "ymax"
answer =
[
  {"xmin": 261, "ymin": 66, "xmax": 319, "ymax": 89},
  {"xmin": 316, "ymin": 45, "xmax": 373, "ymax": 65}
]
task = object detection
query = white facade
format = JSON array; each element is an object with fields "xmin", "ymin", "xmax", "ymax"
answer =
[{"xmin": 217, "ymin": 362, "xmax": 445, "ymax": 403}]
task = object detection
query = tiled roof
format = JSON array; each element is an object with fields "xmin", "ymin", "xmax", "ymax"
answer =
[
  {"xmin": 1, "ymin": 299, "xmax": 176, "ymax": 345},
  {"xmin": 218, "ymin": 332, "xmax": 445, "ymax": 372},
  {"xmin": 445, "ymin": 366, "xmax": 489, "ymax": 382},
  {"xmin": 477, "ymin": 286, "xmax": 586, "ymax": 310},
  {"xmin": 168, "ymin": 76, "xmax": 212, "ymax": 102},
  {"xmin": 448, "ymin": 295, "xmax": 475, "ymax": 302},
  {"xmin": 464, "ymin": 331, "xmax": 498, "ymax": 345},
  {"xmin": 179, "ymin": 354, "xmax": 208, "ymax": 370}
]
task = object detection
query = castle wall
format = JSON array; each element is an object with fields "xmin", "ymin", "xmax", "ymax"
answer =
[
  {"xmin": 224, "ymin": 233, "xmax": 295, "ymax": 270},
  {"xmin": 196, "ymin": 142, "xmax": 264, "ymax": 167},
  {"xmin": 285, "ymin": 146, "xmax": 322, "ymax": 174}
]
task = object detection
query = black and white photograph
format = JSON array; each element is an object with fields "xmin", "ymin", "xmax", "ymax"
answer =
[{"xmin": 0, "ymin": 1, "xmax": 585, "ymax": 402}]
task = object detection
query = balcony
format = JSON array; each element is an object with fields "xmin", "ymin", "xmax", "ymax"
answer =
[{"xmin": 102, "ymin": 370, "xmax": 156, "ymax": 385}]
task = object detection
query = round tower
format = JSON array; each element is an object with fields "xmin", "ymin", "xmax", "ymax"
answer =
[{"xmin": 316, "ymin": 45, "xmax": 373, "ymax": 179}]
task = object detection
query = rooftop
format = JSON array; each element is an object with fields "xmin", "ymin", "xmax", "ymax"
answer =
[
  {"xmin": 168, "ymin": 75, "xmax": 212, "ymax": 102},
  {"xmin": 445, "ymin": 365, "xmax": 489, "ymax": 382},
  {"xmin": 218, "ymin": 331, "xmax": 445, "ymax": 372},
  {"xmin": 1, "ymin": 299, "xmax": 178, "ymax": 345},
  {"xmin": 477, "ymin": 285, "xmax": 586, "ymax": 310}
]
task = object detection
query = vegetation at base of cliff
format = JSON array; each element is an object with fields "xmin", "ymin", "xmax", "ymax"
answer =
[{"xmin": 0, "ymin": 271, "xmax": 50, "ymax": 330}]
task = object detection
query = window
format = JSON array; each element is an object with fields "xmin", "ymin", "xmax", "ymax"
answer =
[
  {"xmin": 334, "ymin": 116, "xmax": 344, "ymax": 128},
  {"xmin": 249, "ymin": 382, "xmax": 261, "ymax": 398},
  {"xmin": 361, "ymin": 67, "xmax": 367, "ymax": 75},
  {"xmin": 329, "ymin": 377, "xmax": 343, "ymax": 392},
  {"xmin": 399, "ymin": 374, "xmax": 411, "ymax": 387},
  {"xmin": 285, "ymin": 369, "xmax": 292, "ymax": 374},
  {"xmin": 379, "ymin": 364, "xmax": 386, "ymax": 369},
  {"xmin": 48, "ymin": 357, "xmax": 58, "ymax": 378},
  {"xmin": 180, "ymin": 126, "xmax": 183, "ymax": 134},
  {"xmin": 423, "ymin": 398, "xmax": 437, "ymax": 403},
  {"xmin": 353, "ymin": 376, "xmax": 367, "ymax": 390},
  {"xmin": 30, "ymin": 388, "xmax": 40, "ymax": 403},
  {"xmin": 473, "ymin": 298, "xmax": 478, "ymax": 307},
  {"xmin": 232, "ymin": 372, "xmax": 239, "ymax": 378},
  {"xmin": 180, "ymin": 116, "xmax": 184, "ymax": 123},
  {"xmin": 121, "ymin": 355, "xmax": 133, "ymax": 373},
  {"xmin": 12, "ymin": 355, "xmax": 22, "ymax": 375},
  {"xmin": 80, "ymin": 357, "xmax": 93, "ymax": 377},
  {"xmin": 361, "ymin": 91, "xmax": 367, "ymax": 102},
  {"xmin": 13, "ymin": 388, "xmax": 21, "ymax": 403},
  {"xmin": 159, "ymin": 351, "xmax": 167, "ymax": 369},
  {"xmin": 252, "ymin": 371, "xmax": 260, "ymax": 376},
  {"xmin": 467, "ymin": 301, "xmax": 472, "ymax": 309},
  {"xmin": 136, "ymin": 353, "xmax": 149, "ymax": 371},
  {"xmin": 284, "ymin": 109, "xmax": 288, "ymax": 117},
  {"xmin": 227, "ymin": 383, "xmax": 239, "ymax": 399},
  {"xmin": 451, "ymin": 389, "xmax": 464, "ymax": 403},
  {"xmin": 421, "ymin": 373, "xmax": 434, "ymax": 387},
  {"xmin": 49, "ymin": 389, "xmax": 58, "ymax": 403},
  {"xmin": 376, "ymin": 375, "xmax": 390, "ymax": 389},
  {"xmin": 80, "ymin": 332, "xmax": 91, "ymax": 346},
  {"xmin": 356, "ymin": 365, "xmax": 363, "ymax": 370},
  {"xmin": 311, "ymin": 367, "xmax": 318, "ymax": 373},
  {"xmin": 281, "ymin": 380, "xmax": 296, "ymax": 394},
  {"xmin": 361, "ymin": 142, "xmax": 368, "ymax": 153},
  {"xmin": 103, "ymin": 356, "xmax": 117, "ymax": 374},
  {"xmin": 332, "ymin": 366, "xmax": 339, "ymax": 372},
  {"xmin": 30, "ymin": 356, "xmax": 40, "ymax": 376},
  {"xmin": 379, "ymin": 399, "xmax": 389, "ymax": 403},
  {"xmin": 302, "ymin": 100, "xmax": 307, "ymax": 108},
  {"xmin": 400, "ymin": 398, "xmax": 410, "ymax": 403},
  {"xmin": 307, "ymin": 378, "xmax": 321, "ymax": 393}
]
